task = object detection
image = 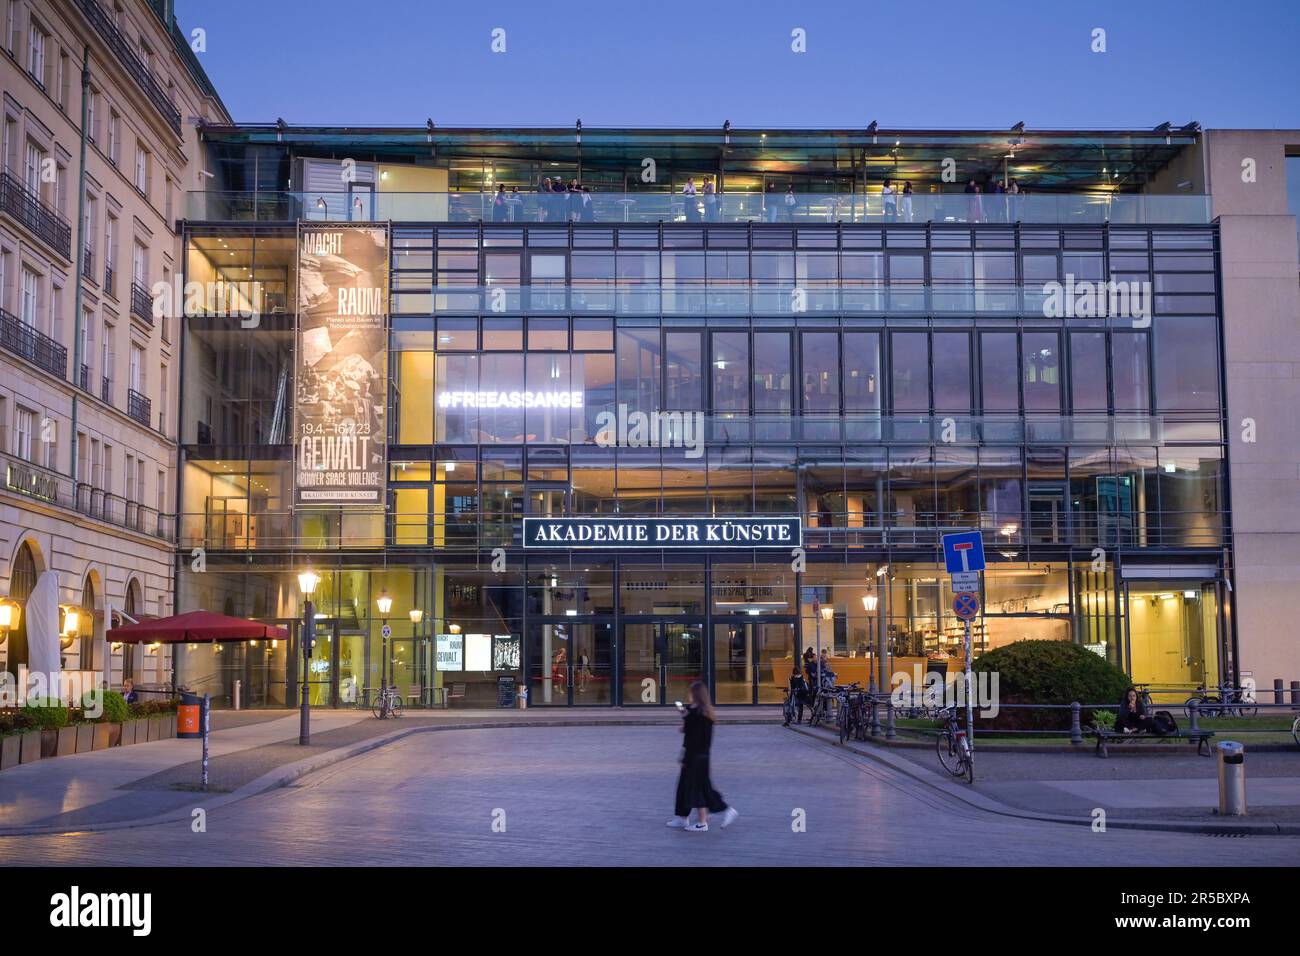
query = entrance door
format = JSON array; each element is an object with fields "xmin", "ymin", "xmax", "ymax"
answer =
[
  {"xmin": 1124, "ymin": 581, "xmax": 1220, "ymax": 695},
  {"xmin": 620, "ymin": 621, "xmax": 704, "ymax": 705},
  {"xmin": 527, "ymin": 621, "xmax": 613, "ymax": 705},
  {"xmin": 713, "ymin": 619, "xmax": 797, "ymax": 704},
  {"xmin": 1027, "ymin": 483, "xmax": 1069, "ymax": 545}
]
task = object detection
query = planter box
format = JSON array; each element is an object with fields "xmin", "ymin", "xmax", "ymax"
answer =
[
  {"xmin": 55, "ymin": 727, "xmax": 76, "ymax": 757},
  {"xmin": 21, "ymin": 731, "xmax": 43, "ymax": 763},
  {"xmin": 162, "ymin": 714, "xmax": 176, "ymax": 739},
  {"xmin": 121, "ymin": 720, "xmax": 139, "ymax": 746},
  {"xmin": 75, "ymin": 724, "xmax": 95, "ymax": 753},
  {"xmin": 107, "ymin": 722, "xmax": 122, "ymax": 747},
  {"xmin": 146, "ymin": 717, "xmax": 161, "ymax": 741},
  {"xmin": 92, "ymin": 724, "xmax": 112, "ymax": 750},
  {"xmin": 0, "ymin": 734, "xmax": 20, "ymax": 770}
]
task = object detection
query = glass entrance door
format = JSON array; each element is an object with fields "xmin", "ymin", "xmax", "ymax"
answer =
[
  {"xmin": 713, "ymin": 619, "xmax": 797, "ymax": 704},
  {"xmin": 526, "ymin": 621, "xmax": 613, "ymax": 705},
  {"xmin": 620, "ymin": 621, "xmax": 705, "ymax": 705}
]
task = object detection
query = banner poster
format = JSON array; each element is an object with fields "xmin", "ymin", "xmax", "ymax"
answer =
[{"xmin": 294, "ymin": 224, "xmax": 389, "ymax": 505}]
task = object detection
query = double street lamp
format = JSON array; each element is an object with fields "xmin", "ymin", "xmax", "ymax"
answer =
[{"xmin": 297, "ymin": 568, "xmax": 320, "ymax": 745}]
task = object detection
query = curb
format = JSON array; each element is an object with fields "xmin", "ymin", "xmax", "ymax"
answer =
[
  {"xmin": 786, "ymin": 723, "xmax": 1300, "ymax": 836},
  {"xmin": 0, "ymin": 716, "xmax": 772, "ymax": 838}
]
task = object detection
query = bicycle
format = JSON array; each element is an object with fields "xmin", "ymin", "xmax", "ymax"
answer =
[
  {"xmin": 837, "ymin": 684, "xmax": 868, "ymax": 744},
  {"xmin": 807, "ymin": 675, "xmax": 839, "ymax": 728},
  {"xmin": 934, "ymin": 707, "xmax": 974, "ymax": 784},
  {"xmin": 781, "ymin": 688, "xmax": 800, "ymax": 727},
  {"xmin": 1291, "ymin": 712, "xmax": 1299, "ymax": 748},
  {"xmin": 372, "ymin": 683, "xmax": 404, "ymax": 719},
  {"xmin": 1185, "ymin": 683, "xmax": 1257, "ymax": 720},
  {"xmin": 1133, "ymin": 683, "xmax": 1154, "ymax": 710}
]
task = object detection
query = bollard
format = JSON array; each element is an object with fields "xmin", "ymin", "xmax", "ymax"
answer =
[
  {"xmin": 201, "ymin": 692, "xmax": 210, "ymax": 792},
  {"xmin": 870, "ymin": 697, "xmax": 881, "ymax": 737},
  {"xmin": 1274, "ymin": 678, "xmax": 1286, "ymax": 706},
  {"xmin": 1291, "ymin": 681, "xmax": 1300, "ymax": 706},
  {"xmin": 885, "ymin": 698, "xmax": 897, "ymax": 740},
  {"xmin": 233, "ymin": 679, "xmax": 242, "ymax": 711},
  {"xmin": 1069, "ymin": 701, "xmax": 1082, "ymax": 745},
  {"xmin": 1188, "ymin": 700, "xmax": 1200, "ymax": 733},
  {"xmin": 1216, "ymin": 740, "xmax": 1246, "ymax": 815}
]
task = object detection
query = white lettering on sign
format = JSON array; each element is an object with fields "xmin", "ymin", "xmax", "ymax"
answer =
[
  {"xmin": 437, "ymin": 390, "xmax": 584, "ymax": 409},
  {"xmin": 301, "ymin": 232, "xmax": 343, "ymax": 256}
]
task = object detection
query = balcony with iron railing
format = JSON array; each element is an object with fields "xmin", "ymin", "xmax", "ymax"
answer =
[
  {"xmin": 83, "ymin": 247, "xmax": 94, "ymax": 283},
  {"xmin": 130, "ymin": 281, "xmax": 154, "ymax": 325},
  {"xmin": 127, "ymin": 388, "xmax": 152, "ymax": 427},
  {"xmin": 0, "ymin": 306, "xmax": 69, "ymax": 379},
  {"xmin": 79, "ymin": 363, "xmax": 90, "ymax": 390},
  {"xmin": 187, "ymin": 190, "xmax": 1214, "ymax": 226},
  {"xmin": 75, "ymin": 0, "xmax": 182, "ymax": 135},
  {"xmin": 101, "ymin": 375, "xmax": 111, "ymax": 404},
  {"xmin": 0, "ymin": 437, "xmax": 174, "ymax": 540},
  {"xmin": 0, "ymin": 172, "xmax": 72, "ymax": 258},
  {"xmin": 104, "ymin": 265, "xmax": 115, "ymax": 296}
]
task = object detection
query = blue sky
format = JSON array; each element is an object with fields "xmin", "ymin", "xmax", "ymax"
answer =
[{"xmin": 174, "ymin": 0, "xmax": 1300, "ymax": 129}]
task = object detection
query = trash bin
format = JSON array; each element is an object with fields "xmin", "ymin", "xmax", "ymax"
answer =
[
  {"xmin": 177, "ymin": 690, "xmax": 207, "ymax": 739},
  {"xmin": 1216, "ymin": 740, "xmax": 1246, "ymax": 815}
]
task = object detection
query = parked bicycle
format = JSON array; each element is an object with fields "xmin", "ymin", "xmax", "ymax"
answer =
[
  {"xmin": 935, "ymin": 707, "xmax": 974, "ymax": 784},
  {"xmin": 372, "ymin": 683, "xmax": 404, "ymax": 719},
  {"xmin": 1133, "ymin": 683, "xmax": 1154, "ymax": 709},
  {"xmin": 1185, "ymin": 683, "xmax": 1257, "ymax": 719},
  {"xmin": 837, "ymin": 684, "xmax": 870, "ymax": 744},
  {"xmin": 1291, "ymin": 711, "xmax": 1299, "ymax": 748}
]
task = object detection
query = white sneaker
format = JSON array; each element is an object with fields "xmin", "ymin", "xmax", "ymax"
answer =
[
  {"xmin": 686, "ymin": 822, "xmax": 709, "ymax": 832},
  {"xmin": 666, "ymin": 816, "xmax": 689, "ymax": 828},
  {"xmin": 719, "ymin": 806, "xmax": 739, "ymax": 828}
]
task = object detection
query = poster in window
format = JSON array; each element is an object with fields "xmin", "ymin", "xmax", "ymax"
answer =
[
  {"xmin": 493, "ymin": 634, "xmax": 521, "ymax": 671},
  {"xmin": 294, "ymin": 224, "xmax": 389, "ymax": 505}
]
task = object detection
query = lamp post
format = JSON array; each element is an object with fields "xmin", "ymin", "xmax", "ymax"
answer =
[
  {"xmin": 297, "ymin": 568, "xmax": 320, "ymax": 745},
  {"xmin": 376, "ymin": 590, "xmax": 393, "ymax": 697},
  {"xmin": 817, "ymin": 603, "xmax": 834, "ymax": 687},
  {"xmin": 876, "ymin": 564, "xmax": 890, "ymax": 697},
  {"xmin": 862, "ymin": 591, "xmax": 878, "ymax": 693},
  {"xmin": 409, "ymin": 608, "xmax": 423, "ymax": 705}
]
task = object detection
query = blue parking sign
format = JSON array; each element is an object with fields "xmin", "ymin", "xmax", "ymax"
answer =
[{"xmin": 942, "ymin": 531, "xmax": 986, "ymax": 574}]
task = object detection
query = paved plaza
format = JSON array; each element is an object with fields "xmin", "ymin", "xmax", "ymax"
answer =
[{"xmin": 1, "ymin": 721, "xmax": 1298, "ymax": 866}]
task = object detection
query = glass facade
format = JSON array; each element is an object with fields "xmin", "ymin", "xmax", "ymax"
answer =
[{"xmin": 178, "ymin": 139, "xmax": 1231, "ymax": 708}]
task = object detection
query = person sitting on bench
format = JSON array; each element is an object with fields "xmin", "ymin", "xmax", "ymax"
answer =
[{"xmin": 1115, "ymin": 687, "xmax": 1155, "ymax": 734}]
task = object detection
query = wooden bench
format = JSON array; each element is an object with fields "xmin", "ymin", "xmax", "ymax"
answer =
[{"xmin": 1091, "ymin": 726, "xmax": 1214, "ymax": 758}]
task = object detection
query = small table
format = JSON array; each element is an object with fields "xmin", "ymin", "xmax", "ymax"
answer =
[{"xmin": 616, "ymin": 198, "xmax": 637, "ymax": 222}]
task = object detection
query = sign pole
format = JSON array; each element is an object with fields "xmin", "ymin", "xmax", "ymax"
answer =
[
  {"xmin": 201, "ymin": 692, "xmax": 210, "ymax": 791},
  {"xmin": 964, "ymin": 619, "xmax": 974, "ymax": 755}
]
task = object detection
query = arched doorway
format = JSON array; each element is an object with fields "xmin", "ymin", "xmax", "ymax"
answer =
[
  {"xmin": 81, "ymin": 573, "xmax": 100, "ymax": 672},
  {"xmin": 6, "ymin": 543, "xmax": 38, "ymax": 669},
  {"xmin": 122, "ymin": 578, "xmax": 141, "ymax": 681}
]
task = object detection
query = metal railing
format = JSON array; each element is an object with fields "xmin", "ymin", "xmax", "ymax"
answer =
[
  {"xmin": 127, "ymin": 388, "xmax": 152, "ymax": 427},
  {"xmin": 100, "ymin": 375, "xmax": 111, "ymax": 405},
  {"xmin": 0, "ymin": 305, "xmax": 69, "ymax": 379},
  {"xmin": 177, "ymin": 507, "xmax": 1227, "ymax": 553},
  {"xmin": 0, "ymin": 445, "xmax": 174, "ymax": 540},
  {"xmin": 79, "ymin": 363, "xmax": 90, "ymax": 390},
  {"xmin": 75, "ymin": 0, "xmax": 182, "ymax": 135},
  {"xmin": 187, "ymin": 190, "xmax": 1214, "ymax": 226},
  {"xmin": 130, "ymin": 281, "xmax": 153, "ymax": 324},
  {"xmin": 83, "ymin": 248, "xmax": 94, "ymax": 281},
  {"xmin": 0, "ymin": 171, "xmax": 72, "ymax": 258},
  {"xmin": 104, "ymin": 265, "xmax": 115, "ymax": 296}
]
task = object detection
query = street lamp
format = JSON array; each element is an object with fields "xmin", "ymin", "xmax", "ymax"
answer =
[
  {"xmin": 376, "ymin": 590, "xmax": 393, "ymax": 698},
  {"xmin": 862, "ymin": 592, "xmax": 878, "ymax": 693},
  {"xmin": 297, "ymin": 568, "xmax": 320, "ymax": 745}
]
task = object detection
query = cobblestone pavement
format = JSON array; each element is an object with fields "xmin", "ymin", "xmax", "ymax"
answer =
[{"xmin": 1, "ymin": 725, "xmax": 1297, "ymax": 866}]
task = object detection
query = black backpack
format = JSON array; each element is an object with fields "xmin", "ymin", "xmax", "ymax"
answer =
[{"xmin": 1151, "ymin": 710, "xmax": 1179, "ymax": 736}]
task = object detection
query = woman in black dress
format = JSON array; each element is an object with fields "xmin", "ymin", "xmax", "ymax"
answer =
[{"xmin": 667, "ymin": 681, "xmax": 739, "ymax": 832}]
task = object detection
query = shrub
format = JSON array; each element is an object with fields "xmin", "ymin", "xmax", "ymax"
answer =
[
  {"xmin": 91, "ymin": 691, "xmax": 131, "ymax": 724},
  {"xmin": 24, "ymin": 698, "xmax": 71, "ymax": 732},
  {"xmin": 129, "ymin": 699, "xmax": 177, "ymax": 718},
  {"xmin": 972, "ymin": 640, "xmax": 1132, "ymax": 731}
]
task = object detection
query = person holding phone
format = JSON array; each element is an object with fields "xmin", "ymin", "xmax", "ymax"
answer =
[{"xmin": 666, "ymin": 681, "xmax": 738, "ymax": 832}]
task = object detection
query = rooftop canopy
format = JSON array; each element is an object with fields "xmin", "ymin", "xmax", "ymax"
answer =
[{"xmin": 198, "ymin": 123, "xmax": 1201, "ymax": 193}]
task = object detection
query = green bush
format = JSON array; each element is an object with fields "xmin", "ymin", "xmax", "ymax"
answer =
[
  {"xmin": 129, "ymin": 699, "xmax": 177, "ymax": 718},
  {"xmin": 972, "ymin": 640, "xmax": 1132, "ymax": 730},
  {"xmin": 24, "ymin": 698, "xmax": 71, "ymax": 731},
  {"xmin": 89, "ymin": 690, "xmax": 131, "ymax": 723}
]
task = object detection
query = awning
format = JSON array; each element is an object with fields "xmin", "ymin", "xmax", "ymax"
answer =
[{"xmin": 108, "ymin": 610, "xmax": 288, "ymax": 644}]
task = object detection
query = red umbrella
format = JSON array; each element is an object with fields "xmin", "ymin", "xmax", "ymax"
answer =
[{"xmin": 108, "ymin": 610, "xmax": 288, "ymax": 644}]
